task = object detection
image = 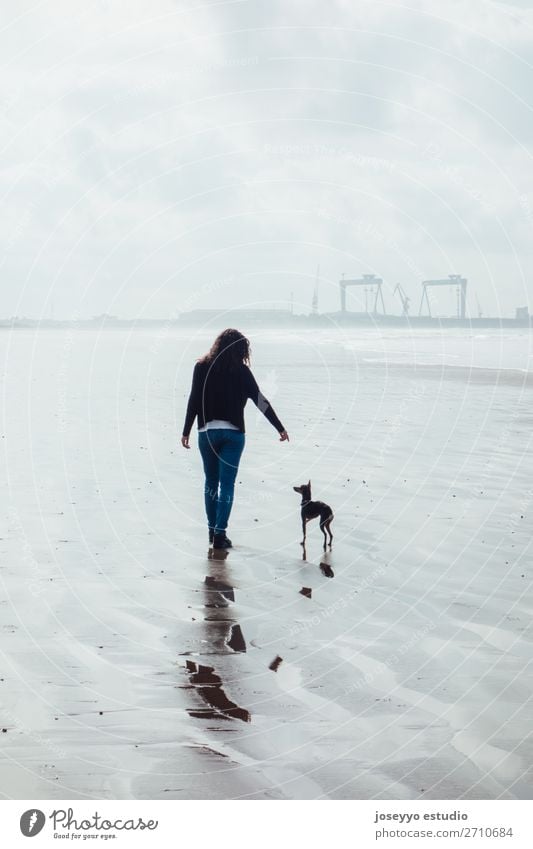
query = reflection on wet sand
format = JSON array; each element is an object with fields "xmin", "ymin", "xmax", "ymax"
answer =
[
  {"xmin": 185, "ymin": 661, "xmax": 250, "ymax": 722},
  {"xmin": 320, "ymin": 561, "xmax": 334, "ymax": 578},
  {"xmin": 204, "ymin": 574, "xmax": 235, "ymax": 603},
  {"xmin": 269, "ymin": 655, "xmax": 283, "ymax": 672},
  {"xmin": 183, "ymin": 558, "xmax": 250, "ymax": 723},
  {"xmin": 227, "ymin": 624, "xmax": 246, "ymax": 653},
  {"xmin": 207, "ymin": 547, "xmax": 229, "ymax": 561}
]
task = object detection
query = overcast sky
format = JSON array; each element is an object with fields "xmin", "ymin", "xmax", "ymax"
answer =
[{"xmin": 2, "ymin": 0, "xmax": 533, "ymax": 319}]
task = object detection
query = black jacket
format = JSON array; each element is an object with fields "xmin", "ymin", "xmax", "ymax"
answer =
[{"xmin": 182, "ymin": 360, "xmax": 284, "ymax": 437}]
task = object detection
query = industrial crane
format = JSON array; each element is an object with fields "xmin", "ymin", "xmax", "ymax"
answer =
[
  {"xmin": 339, "ymin": 274, "xmax": 386, "ymax": 314},
  {"xmin": 419, "ymin": 275, "xmax": 467, "ymax": 319},
  {"xmin": 312, "ymin": 265, "xmax": 320, "ymax": 315},
  {"xmin": 393, "ymin": 284, "xmax": 411, "ymax": 316}
]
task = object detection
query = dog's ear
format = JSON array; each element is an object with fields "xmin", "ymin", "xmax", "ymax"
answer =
[{"xmin": 308, "ymin": 479, "xmax": 311, "ymax": 487}]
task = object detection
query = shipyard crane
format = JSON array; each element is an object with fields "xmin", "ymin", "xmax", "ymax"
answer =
[
  {"xmin": 339, "ymin": 274, "xmax": 386, "ymax": 315},
  {"xmin": 419, "ymin": 275, "xmax": 467, "ymax": 319},
  {"xmin": 312, "ymin": 265, "xmax": 320, "ymax": 315},
  {"xmin": 393, "ymin": 283, "xmax": 411, "ymax": 316}
]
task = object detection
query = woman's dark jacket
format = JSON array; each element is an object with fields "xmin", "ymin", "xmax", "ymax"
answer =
[{"xmin": 182, "ymin": 360, "xmax": 284, "ymax": 437}]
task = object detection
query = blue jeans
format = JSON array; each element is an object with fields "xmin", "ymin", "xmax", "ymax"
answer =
[{"xmin": 198, "ymin": 429, "xmax": 245, "ymax": 534}]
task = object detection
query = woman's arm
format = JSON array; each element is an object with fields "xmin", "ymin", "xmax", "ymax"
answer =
[
  {"xmin": 182, "ymin": 363, "xmax": 201, "ymax": 444},
  {"xmin": 244, "ymin": 366, "xmax": 287, "ymax": 436}
]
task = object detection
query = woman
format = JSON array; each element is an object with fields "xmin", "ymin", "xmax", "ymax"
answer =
[{"xmin": 181, "ymin": 328, "xmax": 289, "ymax": 549}]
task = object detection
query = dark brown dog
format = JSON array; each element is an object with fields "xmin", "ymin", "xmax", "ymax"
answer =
[{"xmin": 293, "ymin": 480, "xmax": 334, "ymax": 558}]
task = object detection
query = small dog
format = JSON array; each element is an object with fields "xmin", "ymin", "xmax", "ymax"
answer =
[{"xmin": 293, "ymin": 480, "xmax": 334, "ymax": 557}]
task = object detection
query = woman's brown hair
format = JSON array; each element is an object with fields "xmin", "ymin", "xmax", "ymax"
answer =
[{"xmin": 198, "ymin": 328, "xmax": 251, "ymax": 372}]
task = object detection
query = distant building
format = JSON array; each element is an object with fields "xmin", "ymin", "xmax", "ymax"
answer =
[
  {"xmin": 515, "ymin": 306, "xmax": 530, "ymax": 320},
  {"xmin": 178, "ymin": 308, "xmax": 294, "ymax": 325}
]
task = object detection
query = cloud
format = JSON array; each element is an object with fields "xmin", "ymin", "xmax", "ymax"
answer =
[{"xmin": 1, "ymin": 0, "xmax": 532, "ymax": 317}]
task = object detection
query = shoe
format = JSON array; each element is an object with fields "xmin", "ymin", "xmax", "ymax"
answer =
[
  {"xmin": 209, "ymin": 529, "xmax": 231, "ymax": 546},
  {"xmin": 213, "ymin": 533, "xmax": 232, "ymax": 550}
]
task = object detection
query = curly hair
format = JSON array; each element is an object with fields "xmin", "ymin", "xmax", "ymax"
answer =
[{"xmin": 198, "ymin": 328, "xmax": 251, "ymax": 372}]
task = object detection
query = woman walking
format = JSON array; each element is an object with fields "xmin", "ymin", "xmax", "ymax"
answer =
[{"xmin": 181, "ymin": 328, "xmax": 289, "ymax": 549}]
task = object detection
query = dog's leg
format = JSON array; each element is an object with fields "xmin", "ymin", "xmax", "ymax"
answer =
[
  {"xmin": 301, "ymin": 516, "xmax": 307, "ymax": 548},
  {"xmin": 327, "ymin": 517, "xmax": 333, "ymax": 549},
  {"xmin": 301, "ymin": 516, "xmax": 308, "ymax": 560},
  {"xmin": 320, "ymin": 519, "xmax": 328, "ymax": 552}
]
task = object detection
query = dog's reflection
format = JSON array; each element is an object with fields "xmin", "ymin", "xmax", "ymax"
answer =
[{"xmin": 319, "ymin": 551, "xmax": 335, "ymax": 578}]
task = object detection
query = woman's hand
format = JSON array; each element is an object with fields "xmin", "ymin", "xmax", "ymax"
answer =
[
  {"xmin": 181, "ymin": 436, "xmax": 190, "ymax": 449},
  {"xmin": 279, "ymin": 430, "xmax": 290, "ymax": 442}
]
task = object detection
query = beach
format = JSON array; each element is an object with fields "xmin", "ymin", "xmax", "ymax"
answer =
[{"xmin": 0, "ymin": 325, "xmax": 531, "ymax": 800}]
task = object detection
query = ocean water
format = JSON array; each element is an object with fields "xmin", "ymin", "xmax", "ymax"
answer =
[{"xmin": 312, "ymin": 327, "xmax": 533, "ymax": 371}]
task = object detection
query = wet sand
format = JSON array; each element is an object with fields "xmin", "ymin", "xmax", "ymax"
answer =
[{"xmin": 0, "ymin": 327, "xmax": 532, "ymax": 799}]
